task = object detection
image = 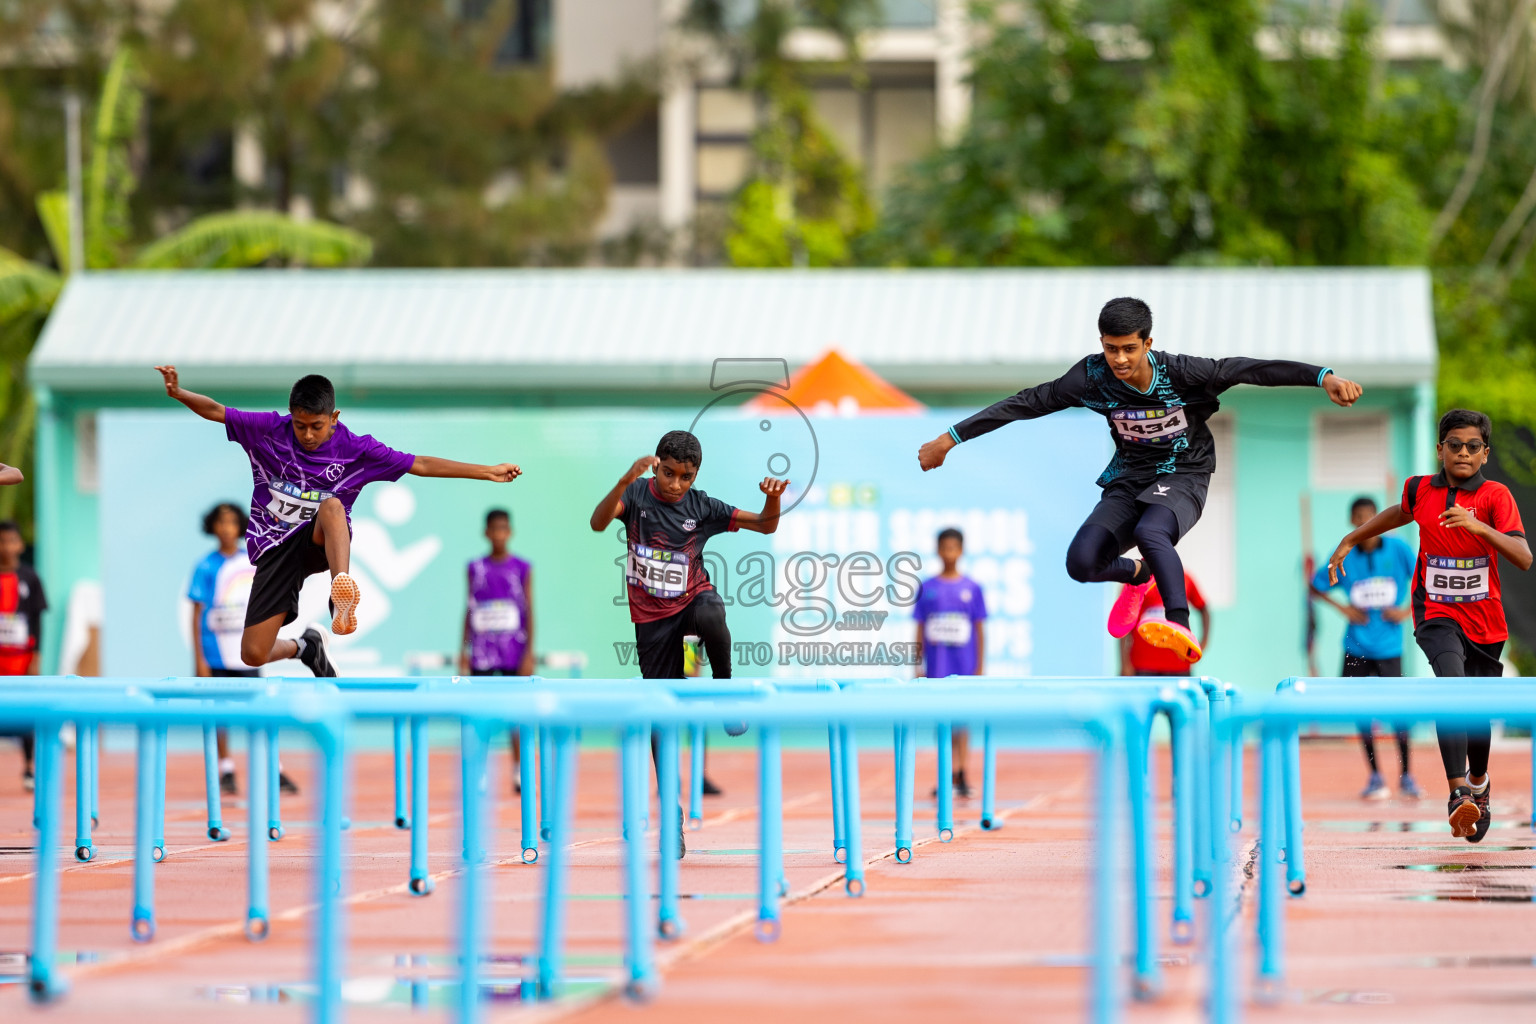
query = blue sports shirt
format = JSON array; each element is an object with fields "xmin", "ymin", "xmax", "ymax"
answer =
[{"xmin": 1311, "ymin": 535, "xmax": 1415, "ymax": 660}]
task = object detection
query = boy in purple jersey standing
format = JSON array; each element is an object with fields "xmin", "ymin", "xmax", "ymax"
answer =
[
  {"xmin": 157, "ymin": 367, "xmax": 522, "ymax": 677},
  {"xmin": 459, "ymin": 508, "xmax": 534, "ymax": 790},
  {"xmin": 913, "ymin": 528, "xmax": 988, "ymax": 797}
]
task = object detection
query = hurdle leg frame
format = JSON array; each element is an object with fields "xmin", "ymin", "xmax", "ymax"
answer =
[
  {"xmin": 935, "ymin": 722, "xmax": 954, "ymax": 841},
  {"xmin": 894, "ymin": 724, "xmax": 914, "ymax": 863},
  {"xmin": 29, "ymin": 719, "xmax": 65, "ymax": 1001},
  {"xmin": 409, "ymin": 715, "xmax": 433, "ymax": 893},
  {"xmin": 131, "ymin": 725, "xmax": 156, "ymax": 942},
  {"xmin": 202, "ymin": 723, "xmax": 228, "ymax": 842},
  {"xmin": 657, "ymin": 725, "xmax": 684, "ymax": 939},
  {"xmin": 246, "ymin": 725, "xmax": 270, "ymax": 940},
  {"xmin": 980, "ymin": 723, "xmax": 998, "ymax": 830},
  {"xmin": 689, "ymin": 722, "xmax": 705, "ymax": 829},
  {"xmin": 519, "ymin": 723, "xmax": 538, "ymax": 862},
  {"xmin": 392, "ymin": 716, "xmax": 410, "ymax": 829},
  {"xmin": 828, "ymin": 725, "xmax": 847, "ymax": 863},
  {"xmin": 757, "ymin": 724, "xmax": 784, "ymax": 938},
  {"xmin": 839, "ymin": 724, "xmax": 865, "ymax": 895},
  {"xmin": 74, "ymin": 719, "xmax": 95, "ymax": 861},
  {"xmin": 536, "ymin": 726, "xmax": 580, "ymax": 999}
]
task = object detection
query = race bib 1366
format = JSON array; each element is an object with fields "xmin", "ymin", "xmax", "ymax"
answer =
[{"xmin": 627, "ymin": 544, "xmax": 689, "ymax": 599}]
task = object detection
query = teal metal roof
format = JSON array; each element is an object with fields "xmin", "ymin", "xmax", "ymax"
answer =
[{"xmin": 29, "ymin": 267, "xmax": 1436, "ymax": 392}]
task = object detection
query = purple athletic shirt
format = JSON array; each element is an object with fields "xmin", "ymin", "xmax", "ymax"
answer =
[
  {"xmin": 913, "ymin": 575, "xmax": 988, "ymax": 679},
  {"xmin": 467, "ymin": 554, "xmax": 531, "ymax": 672},
  {"xmin": 225, "ymin": 408, "xmax": 416, "ymax": 563}
]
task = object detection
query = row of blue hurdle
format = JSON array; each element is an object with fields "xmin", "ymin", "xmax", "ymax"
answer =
[{"xmin": 4, "ymin": 674, "xmax": 1533, "ymax": 1024}]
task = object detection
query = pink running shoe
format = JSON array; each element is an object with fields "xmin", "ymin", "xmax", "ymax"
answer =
[
  {"xmin": 1109, "ymin": 582, "xmax": 1152, "ymax": 639},
  {"xmin": 1136, "ymin": 619, "xmax": 1204, "ymax": 665}
]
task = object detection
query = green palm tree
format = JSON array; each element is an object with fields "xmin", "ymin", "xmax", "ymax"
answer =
[{"xmin": 0, "ymin": 47, "xmax": 371, "ymax": 528}]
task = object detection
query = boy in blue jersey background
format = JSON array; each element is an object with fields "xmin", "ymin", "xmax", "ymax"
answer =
[
  {"xmin": 1310, "ymin": 496, "xmax": 1419, "ymax": 801},
  {"xmin": 913, "ymin": 528, "xmax": 988, "ymax": 797},
  {"xmin": 189, "ymin": 502, "xmax": 296, "ymax": 796}
]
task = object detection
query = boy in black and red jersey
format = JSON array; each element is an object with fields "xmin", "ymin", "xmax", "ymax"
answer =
[
  {"xmin": 591, "ymin": 430, "xmax": 788, "ymax": 679},
  {"xmin": 1328, "ymin": 410, "xmax": 1532, "ymax": 842}
]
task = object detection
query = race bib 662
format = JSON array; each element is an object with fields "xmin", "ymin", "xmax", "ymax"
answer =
[{"xmin": 1424, "ymin": 555, "xmax": 1490, "ymax": 603}]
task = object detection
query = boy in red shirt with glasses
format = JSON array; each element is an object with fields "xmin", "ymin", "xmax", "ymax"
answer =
[{"xmin": 1327, "ymin": 409, "xmax": 1532, "ymax": 842}]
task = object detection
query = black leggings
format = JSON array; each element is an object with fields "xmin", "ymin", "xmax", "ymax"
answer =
[
  {"xmin": 1064, "ymin": 504, "xmax": 1189, "ymax": 624},
  {"xmin": 1418, "ymin": 620, "xmax": 1504, "ymax": 781}
]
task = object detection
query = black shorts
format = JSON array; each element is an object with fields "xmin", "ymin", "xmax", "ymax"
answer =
[
  {"xmin": 634, "ymin": 589, "xmax": 728, "ymax": 680},
  {"xmin": 245, "ymin": 521, "xmax": 330, "ymax": 629},
  {"xmin": 1415, "ymin": 618, "xmax": 1505, "ymax": 677},
  {"xmin": 1343, "ymin": 655, "xmax": 1402, "ymax": 678},
  {"xmin": 1085, "ymin": 474, "xmax": 1208, "ymax": 550}
]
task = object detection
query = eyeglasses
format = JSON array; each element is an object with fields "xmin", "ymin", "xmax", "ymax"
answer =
[{"xmin": 1442, "ymin": 440, "xmax": 1487, "ymax": 454}]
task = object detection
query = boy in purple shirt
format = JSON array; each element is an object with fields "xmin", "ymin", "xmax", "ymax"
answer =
[
  {"xmin": 458, "ymin": 508, "xmax": 534, "ymax": 789},
  {"xmin": 913, "ymin": 527, "xmax": 988, "ymax": 797},
  {"xmin": 157, "ymin": 367, "xmax": 521, "ymax": 676}
]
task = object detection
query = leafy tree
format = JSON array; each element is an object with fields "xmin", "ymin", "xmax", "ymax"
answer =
[
  {"xmin": 864, "ymin": 0, "xmax": 1430, "ymax": 268},
  {"xmin": 0, "ymin": 47, "xmax": 371, "ymax": 535},
  {"xmin": 682, "ymin": 0, "xmax": 878, "ymax": 266}
]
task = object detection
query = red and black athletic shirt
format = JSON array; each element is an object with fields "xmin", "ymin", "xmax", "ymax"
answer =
[
  {"xmin": 617, "ymin": 477, "xmax": 739, "ymax": 624},
  {"xmin": 0, "ymin": 563, "xmax": 47, "ymax": 675},
  {"xmin": 1402, "ymin": 471, "xmax": 1525, "ymax": 644}
]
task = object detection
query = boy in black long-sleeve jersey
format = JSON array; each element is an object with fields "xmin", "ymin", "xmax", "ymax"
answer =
[{"xmin": 918, "ymin": 297, "xmax": 1362, "ymax": 665}]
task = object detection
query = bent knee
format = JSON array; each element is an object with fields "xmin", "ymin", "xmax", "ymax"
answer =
[
  {"xmin": 239, "ymin": 640, "xmax": 269, "ymax": 667},
  {"xmin": 1064, "ymin": 551, "xmax": 1095, "ymax": 583},
  {"xmin": 317, "ymin": 496, "xmax": 345, "ymax": 516},
  {"xmin": 691, "ymin": 596, "xmax": 729, "ymax": 635}
]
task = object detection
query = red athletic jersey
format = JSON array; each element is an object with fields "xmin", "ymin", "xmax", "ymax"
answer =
[{"xmin": 1401, "ymin": 472, "xmax": 1526, "ymax": 644}]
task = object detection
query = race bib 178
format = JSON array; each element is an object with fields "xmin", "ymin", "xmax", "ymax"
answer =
[
  {"xmin": 470, "ymin": 600, "xmax": 522, "ymax": 635},
  {"xmin": 627, "ymin": 544, "xmax": 689, "ymax": 599},
  {"xmin": 1110, "ymin": 406, "xmax": 1189, "ymax": 444},
  {"xmin": 264, "ymin": 481, "xmax": 332, "ymax": 525},
  {"xmin": 1349, "ymin": 576, "xmax": 1399, "ymax": 610},
  {"xmin": 925, "ymin": 612, "xmax": 972, "ymax": 646},
  {"xmin": 1424, "ymin": 555, "xmax": 1490, "ymax": 603}
]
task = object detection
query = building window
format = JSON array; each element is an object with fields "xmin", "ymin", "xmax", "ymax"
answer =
[
  {"xmin": 1312, "ymin": 412, "xmax": 1389, "ymax": 492},
  {"xmin": 1177, "ymin": 413, "xmax": 1235, "ymax": 606},
  {"xmin": 461, "ymin": 0, "xmax": 550, "ymax": 65}
]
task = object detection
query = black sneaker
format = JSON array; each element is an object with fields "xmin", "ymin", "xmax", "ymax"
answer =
[
  {"xmin": 220, "ymin": 771, "xmax": 238, "ymax": 796},
  {"xmin": 298, "ymin": 627, "xmax": 336, "ymax": 678},
  {"xmin": 678, "ymin": 819, "xmax": 686, "ymax": 860},
  {"xmin": 1468, "ymin": 778, "xmax": 1492, "ymax": 844},
  {"xmin": 21, "ymin": 768, "xmax": 34, "ymax": 792},
  {"xmin": 954, "ymin": 772, "xmax": 974, "ymax": 799},
  {"xmin": 279, "ymin": 773, "xmax": 300, "ymax": 796},
  {"xmin": 701, "ymin": 776, "xmax": 723, "ymax": 797},
  {"xmin": 1447, "ymin": 785, "xmax": 1479, "ymax": 838}
]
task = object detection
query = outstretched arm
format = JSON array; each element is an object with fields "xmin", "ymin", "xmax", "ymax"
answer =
[
  {"xmin": 591, "ymin": 455, "xmax": 656, "ymax": 532},
  {"xmin": 155, "ymin": 365, "xmax": 225, "ymax": 423},
  {"xmin": 0, "ymin": 463, "xmax": 21, "ymax": 486},
  {"xmin": 919, "ymin": 363, "xmax": 1087, "ymax": 471},
  {"xmin": 1196, "ymin": 358, "xmax": 1362, "ymax": 407},
  {"xmin": 1327, "ymin": 504, "xmax": 1412, "ymax": 584},
  {"xmin": 409, "ymin": 456, "xmax": 521, "ymax": 482},
  {"xmin": 734, "ymin": 477, "xmax": 788, "ymax": 534}
]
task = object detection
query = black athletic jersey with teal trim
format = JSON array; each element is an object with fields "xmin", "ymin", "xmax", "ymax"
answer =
[{"xmin": 953, "ymin": 352, "xmax": 1329, "ymax": 489}]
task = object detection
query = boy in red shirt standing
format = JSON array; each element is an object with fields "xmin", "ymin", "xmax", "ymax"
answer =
[
  {"xmin": 0, "ymin": 519, "xmax": 46, "ymax": 790},
  {"xmin": 1328, "ymin": 410, "xmax": 1532, "ymax": 842}
]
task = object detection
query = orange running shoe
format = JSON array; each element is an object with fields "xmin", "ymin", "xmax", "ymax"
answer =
[
  {"xmin": 330, "ymin": 572, "xmax": 361, "ymax": 636},
  {"xmin": 1108, "ymin": 581, "xmax": 1152, "ymax": 639},
  {"xmin": 1136, "ymin": 618, "xmax": 1203, "ymax": 665}
]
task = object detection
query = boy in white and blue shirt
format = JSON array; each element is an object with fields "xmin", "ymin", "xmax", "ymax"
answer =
[{"xmin": 1310, "ymin": 496, "xmax": 1419, "ymax": 800}]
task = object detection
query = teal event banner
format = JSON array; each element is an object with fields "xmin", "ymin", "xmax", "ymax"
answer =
[{"xmin": 99, "ymin": 406, "xmax": 1110, "ymax": 680}]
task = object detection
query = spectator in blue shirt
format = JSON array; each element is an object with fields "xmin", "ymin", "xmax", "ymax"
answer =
[{"xmin": 1310, "ymin": 496, "xmax": 1420, "ymax": 801}]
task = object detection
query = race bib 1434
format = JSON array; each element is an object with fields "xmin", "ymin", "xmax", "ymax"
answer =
[
  {"xmin": 1424, "ymin": 555, "xmax": 1490, "ymax": 603},
  {"xmin": 627, "ymin": 544, "xmax": 689, "ymax": 599},
  {"xmin": 1110, "ymin": 406, "xmax": 1189, "ymax": 445}
]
